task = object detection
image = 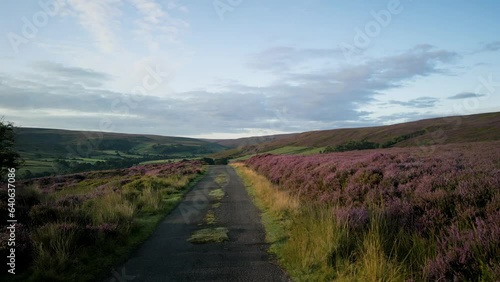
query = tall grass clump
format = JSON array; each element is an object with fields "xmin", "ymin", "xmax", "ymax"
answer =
[
  {"xmin": 281, "ymin": 205, "xmax": 338, "ymax": 281},
  {"xmin": 86, "ymin": 192, "xmax": 135, "ymax": 234},
  {"xmin": 138, "ymin": 185, "xmax": 162, "ymax": 213},
  {"xmin": 336, "ymin": 212, "xmax": 406, "ymax": 282},
  {"xmin": 31, "ymin": 223, "xmax": 79, "ymax": 280}
]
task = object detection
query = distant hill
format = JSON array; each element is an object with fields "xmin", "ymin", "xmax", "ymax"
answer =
[
  {"xmin": 14, "ymin": 127, "xmax": 227, "ymax": 178},
  {"xmin": 203, "ymin": 133, "xmax": 296, "ymax": 148},
  {"xmin": 15, "ymin": 127, "xmax": 227, "ymax": 158},
  {"xmin": 212, "ymin": 111, "xmax": 500, "ymax": 159},
  {"xmin": 13, "ymin": 111, "xmax": 500, "ymax": 176}
]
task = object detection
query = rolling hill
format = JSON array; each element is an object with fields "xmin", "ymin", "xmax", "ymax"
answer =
[
  {"xmin": 13, "ymin": 111, "xmax": 500, "ymax": 176},
  {"xmin": 203, "ymin": 133, "xmax": 296, "ymax": 148},
  {"xmin": 211, "ymin": 111, "xmax": 500, "ymax": 159},
  {"xmin": 14, "ymin": 127, "xmax": 227, "ymax": 177}
]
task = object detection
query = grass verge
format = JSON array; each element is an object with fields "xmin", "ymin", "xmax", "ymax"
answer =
[{"xmin": 232, "ymin": 163, "xmax": 410, "ymax": 282}]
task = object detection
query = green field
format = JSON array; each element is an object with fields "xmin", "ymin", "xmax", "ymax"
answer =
[
  {"xmin": 14, "ymin": 128, "xmax": 227, "ymax": 178},
  {"xmin": 139, "ymin": 158, "xmax": 192, "ymax": 165},
  {"xmin": 232, "ymin": 146, "xmax": 325, "ymax": 161}
]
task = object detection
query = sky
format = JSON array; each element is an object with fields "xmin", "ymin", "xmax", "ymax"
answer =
[{"xmin": 0, "ymin": 0, "xmax": 499, "ymax": 139}]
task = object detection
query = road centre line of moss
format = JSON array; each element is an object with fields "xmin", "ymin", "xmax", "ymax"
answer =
[{"xmin": 189, "ymin": 174, "xmax": 228, "ymax": 243}]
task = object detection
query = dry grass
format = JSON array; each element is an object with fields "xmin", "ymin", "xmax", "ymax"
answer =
[{"xmin": 232, "ymin": 163, "xmax": 298, "ymax": 218}]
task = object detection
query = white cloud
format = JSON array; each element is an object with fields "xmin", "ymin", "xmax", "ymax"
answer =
[
  {"xmin": 66, "ymin": 0, "xmax": 123, "ymax": 52},
  {"xmin": 59, "ymin": 0, "xmax": 189, "ymax": 53},
  {"xmin": 128, "ymin": 0, "xmax": 189, "ymax": 51},
  {"xmin": 0, "ymin": 46, "xmax": 463, "ymax": 136},
  {"xmin": 130, "ymin": 0, "xmax": 165, "ymax": 24}
]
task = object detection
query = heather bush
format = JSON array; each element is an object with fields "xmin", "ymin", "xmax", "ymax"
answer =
[
  {"xmin": 245, "ymin": 141, "xmax": 500, "ymax": 280},
  {"xmin": 29, "ymin": 203, "xmax": 90, "ymax": 227}
]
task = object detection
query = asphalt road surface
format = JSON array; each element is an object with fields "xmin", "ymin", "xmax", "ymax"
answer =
[{"xmin": 104, "ymin": 165, "xmax": 289, "ymax": 282}]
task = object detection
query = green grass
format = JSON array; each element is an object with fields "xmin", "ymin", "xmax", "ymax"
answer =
[
  {"xmin": 264, "ymin": 146, "xmax": 320, "ymax": 155},
  {"xmin": 208, "ymin": 189, "xmax": 225, "ymax": 201},
  {"xmin": 138, "ymin": 158, "xmax": 194, "ymax": 165},
  {"xmin": 19, "ymin": 159, "xmax": 56, "ymax": 173},
  {"xmin": 232, "ymin": 154, "xmax": 256, "ymax": 161},
  {"xmin": 188, "ymin": 227, "xmax": 229, "ymax": 244},
  {"xmin": 139, "ymin": 159, "xmax": 173, "ymax": 165},
  {"xmin": 74, "ymin": 157, "xmax": 106, "ymax": 163},
  {"xmin": 30, "ymin": 223, "xmax": 80, "ymax": 279},
  {"xmin": 231, "ymin": 146, "xmax": 324, "ymax": 161},
  {"xmin": 87, "ymin": 192, "xmax": 135, "ymax": 230},
  {"xmin": 100, "ymin": 150, "xmax": 144, "ymax": 158},
  {"xmin": 54, "ymin": 178, "xmax": 118, "ymax": 198},
  {"xmin": 204, "ymin": 210, "xmax": 216, "ymax": 225}
]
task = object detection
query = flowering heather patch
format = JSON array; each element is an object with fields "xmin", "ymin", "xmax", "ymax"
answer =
[
  {"xmin": 22, "ymin": 160, "xmax": 204, "ymax": 193},
  {"xmin": 245, "ymin": 141, "xmax": 500, "ymax": 280},
  {"xmin": 0, "ymin": 160, "xmax": 205, "ymax": 280}
]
